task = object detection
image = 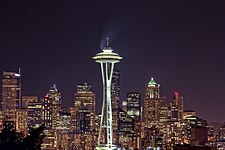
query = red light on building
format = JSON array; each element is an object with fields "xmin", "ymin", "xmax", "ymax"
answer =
[
  {"xmin": 175, "ymin": 92, "xmax": 179, "ymax": 95},
  {"xmin": 44, "ymin": 94, "xmax": 49, "ymax": 98}
]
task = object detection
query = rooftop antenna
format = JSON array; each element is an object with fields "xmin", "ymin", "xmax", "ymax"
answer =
[
  {"xmin": 53, "ymin": 83, "xmax": 58, "ymax": 91},
  {"xmin": 19, "ymin": 67, "xmax": 21, "ymax": 76}
]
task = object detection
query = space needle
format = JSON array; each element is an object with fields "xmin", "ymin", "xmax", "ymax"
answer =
[{"xmin": 93, "ymin": 38, "xmax": 122, "ymax": 150}]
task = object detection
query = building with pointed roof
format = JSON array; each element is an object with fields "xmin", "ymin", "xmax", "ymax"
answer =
[{"xmin": 143, "ymin": 78, "xmax": 166, "ymax": 148}]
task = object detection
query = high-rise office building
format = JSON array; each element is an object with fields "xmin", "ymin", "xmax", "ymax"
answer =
[
  {"xmin": 111, "ymin": 68, "xmax": 120, "ymax": 144},
  {"xmin": 144, "ymin": 78, "xmax": 166, "ymax": 129},
  {"xmin": 119, "ymin": 112, "xmax": 136, "ymax": 149},
  {"xmin": 111, "ymin": 68, "xmax": 120, "ymax": 109},
  {"xmin": 1, "ymin": 71, "xmax": 29, "ymax": 134},
  {"xmin": 42, "ymin": 84, "xmax": 61, "ymax": 129},
  {"xmin": 1, "ymin": 71, "xmax": 21, "ymax": 124},
  {"xmin": 57, "ymin": 107, "xmax": 71, "ymax": 133},
  {"xmin": 42, "ymin": 84, "xmax": 61, "ymax": 150},
  {"xmin": 42, "ymin": 85, "xmax": 61, "ymax": 129},
  {"xmin": 166, "ymin": 92, "xmax": 184, "ymax": 148},
  {"xmin": 182, "ymin": 115, "xmax": 207, "ymax": 145},
  {"xmin": 56, "ymin": 107, "xmax": 71, "ymax": 150},
  {"xmin": 22, "ymin": 96, "xmax": 35, "ymax": 109},
  {"xmin": 50, "ymin": 84, "xmax": 61, "ymax": 130},
  {"xmin": 143, "ymin": 78, "xmax": 166, "ymax": 149},
  {"xmin": 73, "ymin": 83, "xmax": 96, "ymax": 150},
  {"xmin": 165, "ymin": 120, "xmax": 182, "ymax": 148},
  {"xmin": 118, "ymin": 92, "xmax": 142, "ymax": 149},
  {"xmin": 171, "ymin": 92, "xmax": 184, "ymax": 123},
  {"xmin": 42, "ymin": 96, "xmax": 51, "ymax": 129},
  {"xmin": 16, "ymin": 108, "xmax": 28, "ymax": 135},
  {"xmin": 126, "ymin": 92, "xmax": 141, "ymax": 121},
  {"xmin": 26, "ymin": 96, "xmax": 42, "ymax": 129},
  {"xmin": 74, "ymin": 83, "xmax": 95, "ymax": 131}
]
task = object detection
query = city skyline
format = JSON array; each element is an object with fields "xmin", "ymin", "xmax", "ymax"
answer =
[
  {"xmin": 1, "ymin": 70, "xmax": 216, "ymax": 149},
  {"xmin": 1, "ymin": 0, "xmax": 225, "ymax": 123}
]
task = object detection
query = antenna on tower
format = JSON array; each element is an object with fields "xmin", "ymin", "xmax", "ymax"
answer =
[{"xmin": 106, "ymin": 37, "xmax": 110, "ymax": 47}]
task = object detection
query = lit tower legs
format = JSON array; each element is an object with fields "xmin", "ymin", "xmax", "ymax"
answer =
[{"xmin": 93, "ymin": 38, "xmax": 122, "ymax": 150}]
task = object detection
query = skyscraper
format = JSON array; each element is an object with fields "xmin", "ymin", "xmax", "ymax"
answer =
[
  {"xmin": 143, "ymin": 78, "xmax": 166, "ymax": 149},
  {"xmin": 26, "ymin": 96, "xmax": 42, "ymax": 129},
  {"xmin": 93, "ymin": 38, "xmax": 122, "ymax": 150},
  {"xmin": 144, "ymin": 78, "xmax": 166, "ymax": 129},
  {"xmin": 182, "ymin": 115, "xmax": 207, "ymax": 145},
  {"xmin": 17, "ymin": 108, "xmax": 28, "ymax": 135},
  {"xmin": 111, "ymin": 68, "xmax": 120, "ymax": 109},
  {"xmin": 42, "ymin": 84, "xmax": 61, "ymax": 129},
  {"xmin": 42, "ymin": 84, "xmax": 61, "ymax": 150},
  {"xmin": 57, "ymin": 107, "xmax": 71, "ymax": 150},
  {"xmin": 126, "ymin": 92, "xmax": 141, "ymax": 121},
  {"xmin": 74, "ymin": 83, "xmax": 95, "ymax": 130},
  {"xmin": 111, "ymin": 68, "xmax": 120, "ymax": 144},
  {"xmin": 171, "ymin": 92, "xmax": 184, "ymax": 123},
  {"xmin": 119, "ymin": 112, "xmax": 136, "ymax": 148},
  {"xmin": 73, "ymin": 83, "xmax": 96, "ymax": 150},
  {"xmin": 57, "ymin": 107, "xmax": 71, "ymax": 133},
  {"xmin": 50, "ymin": 84, "xmax": 61, "ymax": 130},
  {"xmin": 165, "ymin": 92, "xmax": 184, "ymax": 148},
  {"xmin": 123, "ymin": 92, "xmax": 142, "ymax": 149},
  {"xmin": 1, "ymin": 71, "xmax": 21, "ymax": 125}
]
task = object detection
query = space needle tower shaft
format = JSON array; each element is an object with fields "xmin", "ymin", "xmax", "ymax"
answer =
[{"xmin": 93, "ymin": 38, "xmax": 122, "ymax": 150}]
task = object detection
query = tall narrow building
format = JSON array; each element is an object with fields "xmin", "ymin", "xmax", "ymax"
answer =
[
  {"xmin": 50, "ymin": 84, "xmax": 61, "ymax": 130},
  {"xmin": 165, "ymin": 92, "xmax": 184, "ymax": 148},
  {"xmin": 56, "ymin": 107, "xmax": 71, "ymax": 150},
  {"xmin": 111, "ymin": 68, "xmax": 120, "ymax": 144},
  {"xmin": 42, "ymin": 84, "xmax": 61, "ymax": 129},
  {"xmin": 126, "ymin": 92, "xmax": 142, "ymax": 149},
  {"xmin": 111, "ymin": 68, "xmax": 120, "ymax": 109},
  {"xmin": 74, "ymin": 83, "xmax": 95, "ymax": 131},
  {"xmin": 171, "ymin": 92, "xmax": 184, "ymax": 123},
  {"xmin": 1, "ymin": 71, "xmax": 21, "ymax": 125},
  {"xmin": 73, "ymin": 83, "xmax": 96, "ymax": 150},
  {"xmin": 17, "ymin": 108, "xmax": 28, "ymax": 135},
  {"xmin": 42, "ymin": 84, "xmax": 61, "ymax": 150},
  {"xmin": 126, "ymin": 92, "xmax": 141, "ymax": 121},
  {"xmin": 144, "ymin": 78, "xmax": 166, "ymax": 129},
  {"xmin": 26, "ymin": 96, "xmax": 42, "ymax": 129}
]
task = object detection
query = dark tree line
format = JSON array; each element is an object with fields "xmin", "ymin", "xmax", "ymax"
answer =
[{"xmin": 0, "ymin": 121, "xmax": 45, "ymax": 150}]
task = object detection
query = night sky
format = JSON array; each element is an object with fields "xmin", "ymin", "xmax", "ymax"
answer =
[{"xmin": 1, "ymin": 0, "xmax": 225, "ymax": 122}]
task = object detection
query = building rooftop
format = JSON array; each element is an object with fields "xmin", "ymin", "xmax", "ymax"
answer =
[
  {"xmin": 3, "ymin": 71, "xmax": 20, "ymax": 77},
  {"xmin": 148, "ymin": 78, "xmax": 159, "ymax": 87}
]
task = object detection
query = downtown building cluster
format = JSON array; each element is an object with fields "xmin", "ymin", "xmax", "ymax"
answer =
[{"xmin": 0, "ymin": 70, "xmax": 224, "ymax": 150}]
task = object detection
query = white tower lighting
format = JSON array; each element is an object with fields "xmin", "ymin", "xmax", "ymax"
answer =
[{"xmin": 93, "ymin": 38, "xmax": 122, "ymax": 150}]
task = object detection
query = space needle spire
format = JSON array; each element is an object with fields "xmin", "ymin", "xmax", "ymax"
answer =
[
  {"xmin": 93, "ymin": 38, "xmax": 122, "ymax": 150},
  {"xmin": 106, "ymin": 37, "xmax": 110, "ymax": 47}
]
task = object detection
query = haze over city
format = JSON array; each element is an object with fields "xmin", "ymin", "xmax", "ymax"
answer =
[{"xmin": 1, "ymin": 0, "xmax": 225, "ymax": 122}]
